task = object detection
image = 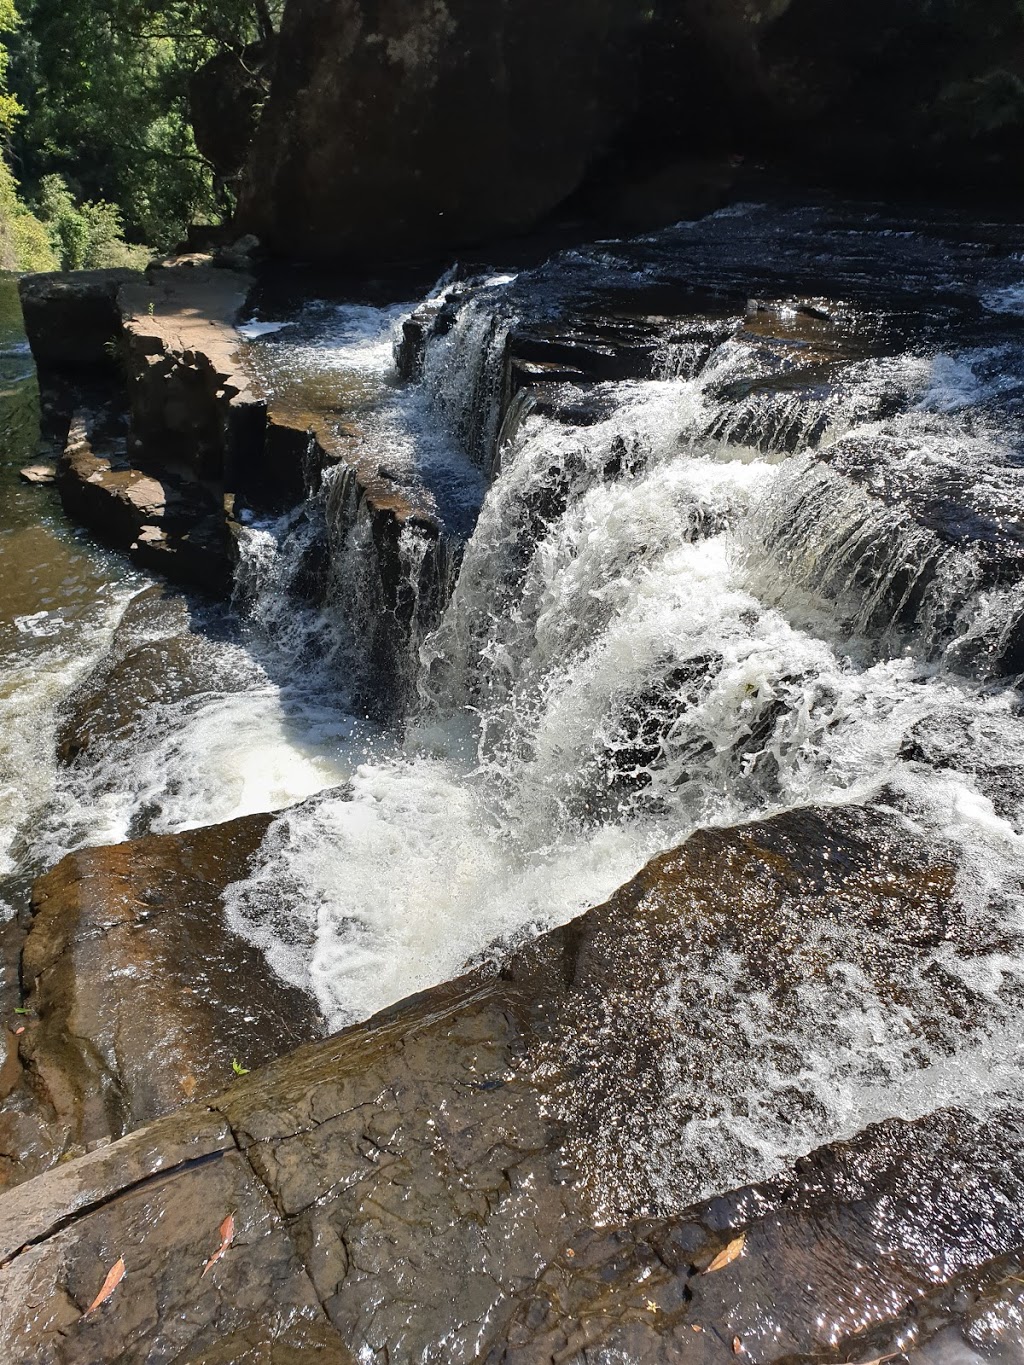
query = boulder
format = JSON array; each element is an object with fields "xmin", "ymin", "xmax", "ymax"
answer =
[
  {"xmin": 1, "ymin": 805, "xmax": 1019, "ymax": 1361},
  {"xmin": 236, "ymin": 0, "xmax": 652, "ymax": 260},
  {"xmin": 18, "ymin": 270, "xmax": 142, "ymax": 375},
  {"xmin": 8, "ymin": 813, "xmax": 325, "ymax": 1184},
  {"xmin": 54, "ymin": 585, "xmax": 255, "ymax": 768},
  {"xmin": 236, "ymin": 0, "xmax": 1024, "ymax": 261}
]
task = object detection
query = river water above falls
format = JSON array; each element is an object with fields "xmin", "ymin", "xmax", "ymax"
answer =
[{"xmin": 8, "ymin": 202, "xmax": 1024, "ymax": 1239}]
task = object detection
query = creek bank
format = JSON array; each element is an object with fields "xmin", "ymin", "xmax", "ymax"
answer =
[{"xmin": 0, "ymin": 804, "xmax": 1019, "ymax": 1361}]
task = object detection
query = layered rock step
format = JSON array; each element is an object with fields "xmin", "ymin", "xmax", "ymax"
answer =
[{"xmin": 0, "ymin": 804, "xmax": 1017, "ymax": 1362}]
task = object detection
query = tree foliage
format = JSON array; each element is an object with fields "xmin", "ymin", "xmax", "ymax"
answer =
[{"xmin": 9, "ymin": 0, "xmax": 281, "ymax": 252}]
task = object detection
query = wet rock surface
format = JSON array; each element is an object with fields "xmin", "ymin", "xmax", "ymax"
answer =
[
  {"xmin": 1, "ymin": 812, "xmax": 325, "ymax": 1191},
  {"xmin": 0, "ymin": 806, "xmax": 1018, "ymax": 1362},
  {"xmin": 53, "ymin": 584, "xmax": 257, "ymax": 771}
]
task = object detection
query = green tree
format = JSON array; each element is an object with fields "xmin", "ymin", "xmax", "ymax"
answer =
[
  {"xmin": 35, "ymin": 173, "xmax": 150, "ymax": 269},
  {"xmin": 0, "ymin": 0, "xmax": 58, "ymax": 270},
  {"xmin": 9, "ymin": 0, "xmax": 281, "ymax": 250}
]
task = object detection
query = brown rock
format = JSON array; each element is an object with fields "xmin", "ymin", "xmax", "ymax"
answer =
[
  {"xmin": 0, "ymin": 1107, "xmax": 350, "ymax": 1364},
  {"xmin": 15, "ymin": 813, "xmax": 325, "ymax": 1175},
  {"xmin": 17, "ymin": 463, "xmax": 56, "ymax": 485},
  {"xmin": 55, "ymin": 585, "xmax": 257, "ymax": 768},
  {"xmin": 0, "ymin": 805, "xmax": 1017, "ymax": 1362}
]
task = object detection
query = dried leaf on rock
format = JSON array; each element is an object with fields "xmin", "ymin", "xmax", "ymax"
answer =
[
  {"xmin": 84, "ymin": 1256, "xmax": 125, "ymax": 1315},
  {"xmin": 201, "ymin": 1213, "xmax": 235, "ymax": 1276},
  {"xmin": 704, "ymin": 1233, "xmax": 746, "ymax": 1273}
]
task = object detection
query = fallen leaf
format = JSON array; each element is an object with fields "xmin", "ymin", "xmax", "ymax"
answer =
[
  {"xmin": 565, "ymin": 1248, "xmax": 575, "ymax": 1258},
  {"xmin": 732, "ymin": 1337, "xmax": 743, "ymax": 1355},
  {"xmin": 691, "ymin": 1324, "xmax": 703, "ymax": 1333},
  {"xmin": 14, "ymin": 1026, "xmax": 24, "ymax": 1035},
  {"xmin": 84, "ymin": 1257, "xmax": 125, "ymax": 1315},
  {"xmin": 704, "ymin": 1233, "xmax": 746, "ymax": 1274},
  {"xmin": 645, "ymin": 1298, "xmax": 659, "ymax": 1313},
  {"xmin": 201, "ymin": 1214, "xmax": 235, "ymax": 1277}
]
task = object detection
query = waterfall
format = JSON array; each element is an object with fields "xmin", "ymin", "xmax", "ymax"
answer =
[
  {"xmin": 222, "ymin": 210, "xmax": 1024, "ymax": 1214},
  {"xmin": 14, "ymin": 204, "xmax": 1024, "ymax": 1218}
]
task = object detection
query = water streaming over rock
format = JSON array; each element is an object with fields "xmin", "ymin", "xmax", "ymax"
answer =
[
  {"xmin": 9, "ymin": 206, "xmax": 1024, "ymax": 1233},
  {"xmin": 223, "ymin": 205, "xmax": 1024, "ymax": 1220}
]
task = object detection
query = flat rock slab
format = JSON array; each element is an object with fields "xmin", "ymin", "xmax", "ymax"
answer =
[
  {"xmin": 18, "ymin": 270, "xmax": 143, "ymax": 374},
  {"xmin": 0, "ymin": 805, "xmax": 1020, "ymax": 1361},
  {"xmin": 8, "ymin": 812, "xmax": 325, "ymax": 1186},
  {"xmin": 0, "ymin": 1108, "xmax": 350, "ymax": 1365},
  {"xmin": 18, "ymin": 463, "xmax": 56, "ymax": 485}
]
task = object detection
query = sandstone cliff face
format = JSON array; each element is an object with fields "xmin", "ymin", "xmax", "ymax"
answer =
[
  {"xmin": 236, "ymin": 0, "xmax": 650, "ymax": 260},
  {"xmin": 238, "ymin": 0, "xmax": 1024, "ymax": 262}
]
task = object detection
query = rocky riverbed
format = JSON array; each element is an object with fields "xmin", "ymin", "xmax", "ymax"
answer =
[{"xmin": 3, "ymin": 201, "xmax": 1024, "ymax": 1361}]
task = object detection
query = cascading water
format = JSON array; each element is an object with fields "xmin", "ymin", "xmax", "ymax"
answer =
[
  {"xmin": 224, "ymin": 204, "xmax": 1024, "ymax": 1215},
  {"xmin": 10, "ymin": 204, "xmax": 1024, "ymax": 1225}
]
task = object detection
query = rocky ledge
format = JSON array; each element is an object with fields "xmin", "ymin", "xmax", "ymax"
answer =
[
  {"xmin": 0, "ymin": 804, "xmax": 1019, "ymax": 1362},
  {"xmin": 0, "ymin": 805, "xmax": 327, "ymax": 1194},
  {"xmin": 19, "ymin": 264, "xmax": 445, "ymax": 633}
]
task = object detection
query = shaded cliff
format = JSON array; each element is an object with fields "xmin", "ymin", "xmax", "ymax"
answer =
[{"xmin": 237, "ymin": 0, "xmax": 1024, "ymax": 261}]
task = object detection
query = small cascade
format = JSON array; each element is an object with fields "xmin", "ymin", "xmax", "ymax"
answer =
[
  {"xmin": 14, "ymin": 205, "xmax": 1024, "ymax": 1226},
  {"xmin": 223, "ymin": 205, "xmax": 1024, "ymax": 1214},
  {"xmin": 417, "ymin": 275, "xmax": 520, "ymax": 476}
]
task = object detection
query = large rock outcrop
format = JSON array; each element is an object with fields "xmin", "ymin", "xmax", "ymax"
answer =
[
  {"xmin": 236, "ymin": 0, "xmax": 652, "ymax": 260},
  {"xmin": 1, "ymin": 805, "xmax": 1021, "ymax": 1361},
  {"xmin": 0, "ymin": 812, "xmax": 326, "ymax": 1191},
  {"xmin": 237, "ymin": 0, "xmax": 1024, "ymax": 260}
]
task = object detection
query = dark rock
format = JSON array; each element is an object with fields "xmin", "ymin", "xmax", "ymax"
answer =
[
  {"xmin": 188, "ymin": 43, "xmax": 273, "ymax": 180},
  {"xmin": 54, "ymin": 586, "xmax": 255, "ymax": 769},
  {"xmin": 13, "ymin": 813, "xmax": 325, "ymax": 1179},
  {"xmin": 17, "ymin": 270, "xmax": 142, "ymax": 375},
  {"xmin": 0, "ymin": 805, "xmax": 1016, "ymax": 1361},
  {"xmin": 55, "ymin": 406, "xmax": 235, "ymax": 594},
  {"xmin": 236, "ymin": 0, "xmax": 653, "ymax": 260}
]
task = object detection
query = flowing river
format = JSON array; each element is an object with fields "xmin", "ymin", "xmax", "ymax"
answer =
[{"xmin": 6, "ymin": 200, "xmax": 1024, "ymax": 1223}]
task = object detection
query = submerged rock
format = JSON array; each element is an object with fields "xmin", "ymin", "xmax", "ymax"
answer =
[{"xmin": 0, "ymin": 805, "xmax": 1018, "ymax": 1361}]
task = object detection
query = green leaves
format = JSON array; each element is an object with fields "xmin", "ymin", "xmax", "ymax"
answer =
[
  {"xmin": 231, "ymin": 1058, "xmax": 249, "ymax": 1075},
  {"xmin": 8, "ymin": 0, "xmax": 280, "ymax": 249}
]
